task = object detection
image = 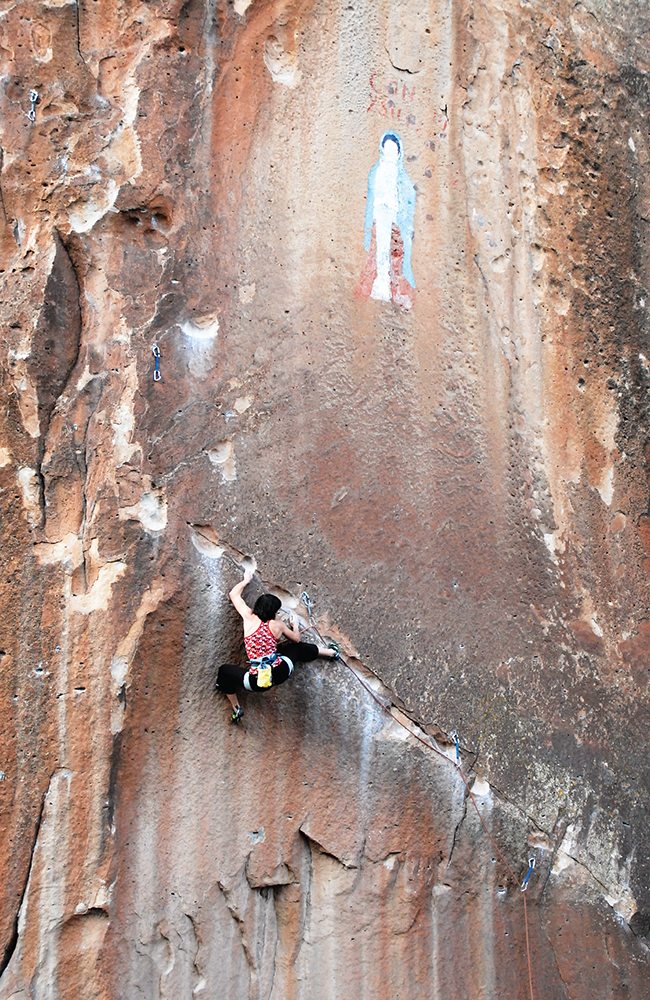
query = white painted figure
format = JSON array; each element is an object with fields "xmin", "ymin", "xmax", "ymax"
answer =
[{"xmin": 364, "ymin": 131, "xmax": 416, "ymax": 302}]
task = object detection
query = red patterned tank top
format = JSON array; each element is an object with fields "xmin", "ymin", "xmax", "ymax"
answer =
[{"xmin": 244, "ymin": 620, "xmax": 278, "ymax": 661}]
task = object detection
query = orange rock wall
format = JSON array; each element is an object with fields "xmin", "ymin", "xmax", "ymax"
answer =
[{"xmin": 0, "ymin": 1, "xmax": 649, "ymax": 997}]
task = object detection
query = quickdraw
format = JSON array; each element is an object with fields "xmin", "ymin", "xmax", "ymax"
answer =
[
  {"xmin": 451, "ymin": 729, "xmax": 461, "ymax": 767},
  {"xmin": 301, "ymin": 590, "xmax": 315, "ymax": 627},
  {"xmin": 521, "ymin": 856, "xmax": 536, "ymax": 892},
  {"xmin": 28, "ymin": 89, "xmax": 38, "ymax": 122},
  {"xmin": 152, "ymin": 343, "xmax": 161, "ymax": 381}
]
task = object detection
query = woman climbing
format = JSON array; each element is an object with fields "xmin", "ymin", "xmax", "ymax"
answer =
[{"xmin": 216, "ymin": 567, "xmax": 342, "ymax": 723}]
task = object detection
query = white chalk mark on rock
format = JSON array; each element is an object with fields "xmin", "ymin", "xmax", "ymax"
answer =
[
  {"xmin": 68, "ymin": 73, "xmax": 144, "ymax": 233},
  {"xmin": 69, "ymin": 178, "xmax": 120, "ymax": 234},
  {"xmin": 238, "ymin": 282, "xmax": 256, "ymax": 304},
  {"xmin": 207, "ymin": 441, "xmax": 236, "ymax": 482},
  {"xmin": 543, "ymin": 532, "xmax": 558, "ymax": 563},
  {"xmin": 597, "ymin": 465, "xmax": 614, "ymax": 506},
  {"xmin": 182, "ymin": 313, "xmax": 219, "ymax": 339},
  {"xmin": 233, "ymin": 396, "xmax": 252, "ymax": 414},
  {"xmin": 11, "ymin": 367, "xmax": 40, "ymax": 437},
  {"xmin": 470, "ymin": 777, "xmax": 491, "ymax": 798},
  {"xmin": 189, "ymin": 526, "xmax": 257, "ymax": 577},
  {"xmin": 110, "ymin": 579, "xmax": 167, "ymax": 733},
  {"xmin": 76, "ymin": 364, "xmax": 101, "ymax": 393},
  {"xmin": 191, "ymin": 527, "xmax": 225, "ymax": 560},
  {"xmin": 17, "ymin": 467, "xmax": 41, "ymax": 525},
  {"xmin": 33, "ymin": 533, "xmax": 84, "ymax": 572},
  {"xmin": 112, "ymin": 362, "xmax": 141, "ymax": 467},
  {"xmin": 589, "ymin": 617, "xmax": 603, "ymax": 638},
  {"xmin": 70, "ymin": 561, "xmax": 126, "ymax": 615},
  {"xmin": 119, "ymin": 488, "xmax": 167, "ymax": 532},
  {"xmin": 263, "ymin": 36, "xmax": 301, "ymax": 88}
]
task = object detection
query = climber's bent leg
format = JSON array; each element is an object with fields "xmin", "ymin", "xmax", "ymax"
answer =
[
  {"xmin": 276, "ymin": 641, "xmax": 340, "ymax": 662},
  {"xmin": 276, "ymin": 640, "xmax": 319, "ymax": 663},
  {"xmin": 215, "ymin": 664, "xmax": 246, "ymax": 723},
  {"xmin": 216, "ymin": 663, "xmax": 247, "ymax": 693}
]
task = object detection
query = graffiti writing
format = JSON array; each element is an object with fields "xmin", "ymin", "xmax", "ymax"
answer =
[{"xmin": 367, "ymin": 74, "xmax": 420, "ymax": 127}]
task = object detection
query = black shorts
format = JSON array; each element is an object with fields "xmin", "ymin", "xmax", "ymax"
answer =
[
  {"xmin": 215, "ymin": 642, "xmax": 318, "ymax": 694},
  {"xmin": 215, "ymin": 663, "xmax": 248, "ymax": 694},
  {"xmin": 215, "ymin": 658, "xmax": 293, "ymax": 694},
  {"xmin": 276, "ymin": 640, "xmax": 319, "ymax": 663}
]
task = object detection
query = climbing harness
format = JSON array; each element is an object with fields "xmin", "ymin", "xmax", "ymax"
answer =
[
  {"xmin": 248, "ymin": 652, "xmax": 279, "ymax": 689},
  {"xmin": 521, "ymin": 856, "xmax": 535, "ymax": 892},
  {"xmin": 152, "ymin": 343, "xmax": 161, "ymax": 381},
  {"xmin": 28, "ymin": 89, "xmax": 38, "ymax": 122},
  {"xmin": 301, "ymin": 596, "xmax": 536, "ymax": 1000}
]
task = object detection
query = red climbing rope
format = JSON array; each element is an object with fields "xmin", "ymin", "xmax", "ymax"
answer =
[
  {"xmin": 523, "ymin": 893, "xmax": 535, "ymax": 1000},
  {"xmin": 301, "ymin": 614, "xmax": 536, "ymax": 1000}
]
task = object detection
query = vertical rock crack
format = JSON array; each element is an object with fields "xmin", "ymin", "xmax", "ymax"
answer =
[{"xmin": 0, "ymin": 779, "xmax": 48, "ymax": 980}]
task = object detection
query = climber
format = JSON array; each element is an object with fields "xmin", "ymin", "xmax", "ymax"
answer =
[{"xmin": 216, "ymin": 566, "xmax": 341, "ymax": 723}]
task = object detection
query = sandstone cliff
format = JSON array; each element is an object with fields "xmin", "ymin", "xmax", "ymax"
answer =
[{"xmin": 1, "ymin": 1, "xmax": 649, "ymax": 997}]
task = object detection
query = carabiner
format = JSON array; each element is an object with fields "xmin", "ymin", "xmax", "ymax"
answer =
[
  {"xmin": 28, "ymin": 89, "xmax": 38, "ymax": 123},
  {"xmin": 152, "ymin": 343, "xmax": 161, "ymax": 381},
  {"xmin": 521, "ymin": 856, "xmax": 536, "ymax": 892}
]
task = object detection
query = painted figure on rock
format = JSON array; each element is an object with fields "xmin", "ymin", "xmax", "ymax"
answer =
[
  {"xmin": 216, "ymin": 567, "xmax": 342, "ymax": 724},
  {"xmin": 359, "ymin": 131, "xmax": 416, "ymax": 309}
]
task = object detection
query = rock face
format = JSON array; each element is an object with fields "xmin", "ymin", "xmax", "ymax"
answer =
[{"xmin": 1, "ymin": 1, "xmax": 649, "ymax": 997}]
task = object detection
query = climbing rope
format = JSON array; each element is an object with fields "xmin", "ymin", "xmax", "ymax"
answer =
[
  {"xmin": 520, "ymin": 856, "xmax": 536, "ymax": 1000},
  {"xmin": 300, "ymin": 591, "xmax": 536, "ymax": 1000}
]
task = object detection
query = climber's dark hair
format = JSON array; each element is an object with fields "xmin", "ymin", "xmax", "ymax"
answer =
[{"xmin": 253, "ymin": 593, "xmax": 282, "ymax": 622}]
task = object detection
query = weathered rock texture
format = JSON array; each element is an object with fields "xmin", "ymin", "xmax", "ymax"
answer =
[{"xmin": 1, "ymin": 0, "xmax": 649, "ymax": 997}]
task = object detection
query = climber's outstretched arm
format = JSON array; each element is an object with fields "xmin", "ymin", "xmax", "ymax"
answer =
[{"xmin": 229, "ymin": 568, "xmax": 255, "ymax": 621}]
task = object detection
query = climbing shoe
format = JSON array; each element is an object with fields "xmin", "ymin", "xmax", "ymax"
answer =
[
  {"xmin": 328, "ymin": 641, "xmax": 342, "ymax": 660},
  {"xmin": 231, "ymin": 705, "xmax": 244, "ymax": 724}
]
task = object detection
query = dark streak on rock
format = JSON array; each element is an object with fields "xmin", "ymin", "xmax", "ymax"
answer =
[
  {"xmin": 105, "ymin": 732, "xmax": 123, "ymax": 836},
  {"xmin": 0, "ymin": 781, "xmax": 48, "ymax": 980},
  {"xmin": 446, "ymin": 784, "xmax": 469, "ymax": 871},
  {"xmin": 74, "ymin": 0, "xmax": 89, "ymax": 71},
  {"xmin": 0, "ymin": 149, "xmax": 8, "ymax": 225}
]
